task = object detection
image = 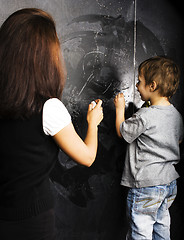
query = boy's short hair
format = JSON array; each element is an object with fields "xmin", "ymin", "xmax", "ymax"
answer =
[{"xmin": 138, "ymin": 56, "xmax": 180, "ymax": 98}]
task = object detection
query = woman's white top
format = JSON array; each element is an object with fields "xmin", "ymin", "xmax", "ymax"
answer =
[{"xmin": 42, "ymin": 98, "xmax": 71, "ymax": 136}]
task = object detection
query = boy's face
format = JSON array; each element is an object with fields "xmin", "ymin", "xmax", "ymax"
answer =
[{"xmin": 136, "ymin": 73, "xmax": 151, "ymax": 102}]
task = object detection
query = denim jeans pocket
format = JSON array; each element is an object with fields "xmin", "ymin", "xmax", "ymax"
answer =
[
  {"xmin": 167, "ymin": 180, "xmax": 177, "ymax": 209},
  {"xmin": 133, "ymin": 187, "xmax": 162, "ymax": 215}
]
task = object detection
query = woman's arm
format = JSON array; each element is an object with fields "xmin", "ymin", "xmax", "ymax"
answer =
[{"xmin": 53, "ymin": 100, "xmax": 103, "ymax": 167}]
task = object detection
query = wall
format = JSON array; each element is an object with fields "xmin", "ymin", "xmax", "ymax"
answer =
[{"xmin": 1, "ymin": 0, "xmax": 183, "ymax": 239}]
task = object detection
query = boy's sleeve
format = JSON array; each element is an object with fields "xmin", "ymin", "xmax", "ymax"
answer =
[
  {"xmin": 120, "ymin": 113, "xmax": 147, "ymax": 143},
  {"xmin": 179, "ymin": 115, "xmax": 184, "ymax": 143}
]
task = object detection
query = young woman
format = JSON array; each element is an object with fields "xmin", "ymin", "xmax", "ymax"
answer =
[{"xmin": 0, "ymin": 8, "xmax": 103, "ymax": 240}]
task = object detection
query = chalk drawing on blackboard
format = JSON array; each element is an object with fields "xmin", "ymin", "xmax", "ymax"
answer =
[{"xmin": 50, "ymin": 14, "xmax": 164, "ymax": 207}]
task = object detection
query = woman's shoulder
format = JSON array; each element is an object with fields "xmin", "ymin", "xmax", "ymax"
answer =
[
  {"xmin": 44, "ymin": 98, "xmax": 64, "ymax": 107},
  {"xmin": 43, "ymin": 98, "xmax": 71, "ymax": 136},
  {"xmin": 43, "ymin": 98, "xmax": 69, "ymax": 113}
]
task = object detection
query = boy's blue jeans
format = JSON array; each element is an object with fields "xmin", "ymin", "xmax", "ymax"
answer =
[{"xmin": 126, "ymin": 180, "xmax": 177, "ymax": 240}]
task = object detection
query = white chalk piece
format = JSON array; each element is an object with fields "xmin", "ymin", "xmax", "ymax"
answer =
[{"xmin": 91, "ymin": 101, "xmax": 96, "ymax": 109}]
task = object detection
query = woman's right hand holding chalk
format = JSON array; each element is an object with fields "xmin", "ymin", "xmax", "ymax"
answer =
[{"xmin": 87, "ymin": 99, "xmax": 103, "ymax": 127}]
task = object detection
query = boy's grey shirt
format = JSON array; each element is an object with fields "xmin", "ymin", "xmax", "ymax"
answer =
[{"xmin": 120, "ymin": 104, "xmax": 184, "ymax": 188}]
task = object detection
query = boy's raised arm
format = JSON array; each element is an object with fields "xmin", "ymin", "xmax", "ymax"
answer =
[{"xmin": 114, "ymin": 93, "xmax": 125, "ymax": 138}]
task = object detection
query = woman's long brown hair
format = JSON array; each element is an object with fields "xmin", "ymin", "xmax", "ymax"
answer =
[{"xmin": 0, "ymin": 8, "xmax": 66, "ymax": 119}]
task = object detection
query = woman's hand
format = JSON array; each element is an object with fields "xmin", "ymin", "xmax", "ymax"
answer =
[{"xmin": 87, "ymin": 99, "xmax": 103, "ymax": 127}]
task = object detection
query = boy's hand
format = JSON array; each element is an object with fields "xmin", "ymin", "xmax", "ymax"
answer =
[
  {"xmin": 114, "ymin": 93, "xmax": 125, "ymax": 138},
  {"xmin": 114, "ymin": 93, "xmax": 125, "ymax": 109}
]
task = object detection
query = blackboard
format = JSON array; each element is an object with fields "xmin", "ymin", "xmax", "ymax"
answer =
[{"xmin": 1, "ymin": 0, "xmax": 184, "ymax": 239}]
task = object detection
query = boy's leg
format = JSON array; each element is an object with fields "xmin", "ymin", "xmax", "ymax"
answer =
[
  {"xmin": 126, "ymin": 186, "xmax": 164, "ymax": 240},
  {"xmin": 152, "ymin": 201, "xmax": 170, "ymax": 240},
  {"xmin": 153, "ymin": 180, "xmax": 177, "ymax": 240}
]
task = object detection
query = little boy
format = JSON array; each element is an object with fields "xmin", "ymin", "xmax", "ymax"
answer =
[{"xmin": 114, "ymin": 56, "xmax": 184, "ymax": 240}]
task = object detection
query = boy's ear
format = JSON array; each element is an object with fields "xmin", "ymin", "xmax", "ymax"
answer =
[{"xmin": 149, "ymin": 81, "xmax": 158, "ymax": 92}]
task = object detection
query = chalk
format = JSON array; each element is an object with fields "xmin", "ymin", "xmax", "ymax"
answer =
[{"xmin": 91, "ymin": 101, "xmax": 96, "ymax": 109}]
